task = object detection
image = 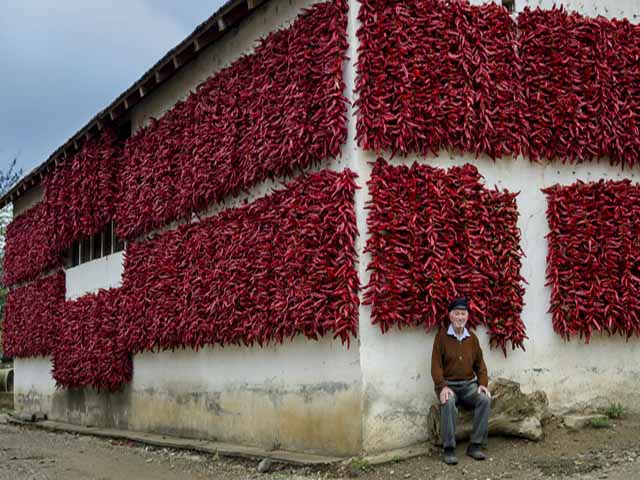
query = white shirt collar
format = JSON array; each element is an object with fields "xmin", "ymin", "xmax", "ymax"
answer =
[{"xmin": 447, "ymin": 324, "xmax": 470, "ymax": 341}]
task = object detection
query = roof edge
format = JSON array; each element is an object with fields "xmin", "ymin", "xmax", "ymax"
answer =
[{"xmin": 0, "ymin": 0, "xmax": 269, "ymax": 210}]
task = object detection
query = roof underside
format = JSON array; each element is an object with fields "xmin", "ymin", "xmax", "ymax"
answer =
[{"xmin": 0, "ymin": 0, "xmax": 269, "ymax": 210}]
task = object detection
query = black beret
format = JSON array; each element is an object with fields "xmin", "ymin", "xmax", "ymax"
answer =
[{"xmin": 448, "ymin": 297, "xmax": 468, "ymax": 312}]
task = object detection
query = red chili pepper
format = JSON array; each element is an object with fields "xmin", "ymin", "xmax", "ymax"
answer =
[
  {"xmin": 364, "ymin": 159, "xmax": 527, "ymax": 355},
  {"xmin": 543, "ymin": 179, "xmax": 640, "ymax": 342},
  {"xmin": 115, "ymin": 0, "xmax": 350, "ymax": 241}
]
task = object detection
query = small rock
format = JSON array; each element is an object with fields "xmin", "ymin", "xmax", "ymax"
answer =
[
  {"xmin": 145, "ymin": 458, "xmax": 153, "ymax": 463},
  {"xmin": 257, "ymin": 458, "xmax": 273, "ymax": 474},
  {"xmin": 404, "ymin": 474, "xmax": 411, "ymax": 478},
  {"xmin": 389, "ymin": 469, "xmax": 395, "ymax": 475}
]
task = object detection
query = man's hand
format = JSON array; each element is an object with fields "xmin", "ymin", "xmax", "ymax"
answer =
[
  {"xmin": 439, "ymin": 386, "xmax": 454, "ymax": 405},
  {"xmin": 478, "ymin": 385, "xmax": 491, "ymax": 399}
]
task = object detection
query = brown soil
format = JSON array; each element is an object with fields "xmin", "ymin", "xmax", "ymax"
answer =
[{"xmin": 1, "ymin": 413, "xmax": 639, "ymax": 480}]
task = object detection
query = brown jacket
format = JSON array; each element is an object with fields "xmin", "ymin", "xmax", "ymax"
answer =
[{"xmin": 431, "ymin": 328, "xmax": 488, "ymax": 394}]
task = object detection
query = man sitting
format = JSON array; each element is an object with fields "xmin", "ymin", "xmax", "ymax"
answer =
[{"xmin": 431, "ymin": 297, "xmax": 491, "ymax": 465}]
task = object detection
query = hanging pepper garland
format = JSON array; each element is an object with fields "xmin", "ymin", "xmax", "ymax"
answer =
[
  {"xmin": 544, "ymin": 180, "xmax": 640, "ymax": 342},
  {"xmin": 119, "ymin": 169, "xmax": 360, "ymax": 354},
  {"xmin": 364, "ymin": 159, "xmax": 526, "ymax": 354},
  {"xmin": 356, "ymin": 0, "xmax": 640, "ymax": 167},
  {"xmin": 116, "ymin": 0, "xmax": 349, "ymax": 240},
  {"xmin": 2, "ymin": 203, "xmax": 62, "ymax": 287},
  {"xmin": 520, "ymin": 7, "xmax": 640, "ymax": 167},
  {"xmin": 43, "ymin": 129, "xmax": 122, "ymax": 253},
  {"xmin": 51, "ymin": 288, "xmax": 132, "ymax": 392},
  {"xmin": 2, "ymin": 272, "xmax": 66, "ymax": 358},
  {"xmin": 3, "ymin": 129, "xmax": 121, "ymax": 287},
  {"xmin": 356, "ymin": 0, "xmax": 524, "ymax": 159}
]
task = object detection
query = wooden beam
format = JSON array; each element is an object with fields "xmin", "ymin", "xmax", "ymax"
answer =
[{"xmin": 247, "ymin": 0, "xmax": 266, "ymax": 9}]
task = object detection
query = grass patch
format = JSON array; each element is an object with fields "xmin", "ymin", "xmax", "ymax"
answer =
[
  {"xmin": 590, "ymin": 417, "xmax": 612, "ymax": 429},
  {"xmin": 601, "ymin": 403, "xmax": 625, "ymax": 420},
  {"xmin": 348, "ymin": 458, "xmax": 372, "ymax": 473}
]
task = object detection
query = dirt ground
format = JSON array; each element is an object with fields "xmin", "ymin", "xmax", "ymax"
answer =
[{"xmin": 0, "ymin": 413, "xmax": 639, "ymax": 480}]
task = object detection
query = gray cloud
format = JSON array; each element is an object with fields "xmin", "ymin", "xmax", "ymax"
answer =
[{"xmin": 0, "ymin": 0, "xmax": 224, "ymax": 174}]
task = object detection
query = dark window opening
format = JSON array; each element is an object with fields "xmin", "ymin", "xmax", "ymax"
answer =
[
  {"xmin": 80, "ymin": 236, "xmax": 92, "ymax": 264},
  {"xmin": 92, "ymin": 230, "xmax": 103, "ymax": 260},
  {"xmin": 502, "ymin": 0, "xmax": 515, "ymax": 13},
  {"xmin": 71, "ymin": 240, "xmax": 80, "ymax": 267},
  {"xmin": 114, "ymin": 230, "xmax": 125, "ymax": 253},
  {"xmin": 117, "ymin": 119, "xmax": 132, "ymax": 142},
  {"xmin": 103, "ymin": 221, "xmax": 113, "ymax": 256},
  {"xmin": 64, "ymin": 220, "xmax": 126, "ymax": 269}
]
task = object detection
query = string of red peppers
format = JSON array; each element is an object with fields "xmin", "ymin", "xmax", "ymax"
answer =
[
  {"xmin": 119, "ymin": 169, "xmax": 360, "ymax": 355},
  {"xmin": 2, "ymin": 272, "xmax": 66, "ymax": 358},
  {"xmin": 543, "ymin": 180, "xmax": 640, "ymax": 342},
  {"xmin": 51, "ymin": 288, "xmax": 132, "ymax": 392},
  {"xmin": 520, "ymin": 7, "xmax": 640, "ymax": 166},
  {"xmin": 14, "ymin": 169, "xmax": 358, "ymax": 391},
  {"xmin": 2, "ymin": 130, "xmax": 121, "ymax": 287},
  {"xmin": 2, "ymin": 204, "xmax": 63, "ymax": 287},
  {"xmin": 356, "ymin": 0, "xmax": 640, "ymax": 168},
  {"xmin": 116, "ymin": 0, "xmax": 349, "ymax": 241},
  {"xmin": 364, "ymin": 159, "xmax": 526, "ymax": 354},
  {"xmin": 356, "ymin": 0, "xmax": 523, "ymax": 159},
  {"xmin": 43, "ymin": 129, "xmax": 122, "ymax": 253}
]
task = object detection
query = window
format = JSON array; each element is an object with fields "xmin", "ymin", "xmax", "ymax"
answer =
[
  {"xmin": 80, "ymin": 237, "xmax": 92, "ymax": 264},
  {"xmin": 92, "ymin": 230, "xmax": 103, "ymax": 260},
  {"xmin": 502, "ymin": 0, "xmax": 515, "ymax": 13},
  {"xmin": 65, "ymin": 221, "xmax": 125, "ymax": 268}
]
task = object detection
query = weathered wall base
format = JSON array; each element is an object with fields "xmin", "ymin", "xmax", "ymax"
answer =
[{"xmin": 14, "ymin": 336, "xmax": 363, "ymax": 457}]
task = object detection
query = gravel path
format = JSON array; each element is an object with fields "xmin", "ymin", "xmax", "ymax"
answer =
[{"xmin": 0, "ymin": 413, "xmax": 639, "ymax": 480}]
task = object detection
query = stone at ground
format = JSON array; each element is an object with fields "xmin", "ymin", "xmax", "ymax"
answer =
[
  {"xmin": 427, "ymin": 378, "xmax": 549, "ymax": 444},
  {"xmin": 562, "ymin": 414, "xmax": 609, "ymax": 430},
  {"xmin": 257, "ymin": 457, "xmax": 273, "ymax": 473}
]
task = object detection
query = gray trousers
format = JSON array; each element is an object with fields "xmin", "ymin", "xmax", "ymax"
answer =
[{"xmin": 441, "ymin": 379, "xmax": 490, "ymax": 449}]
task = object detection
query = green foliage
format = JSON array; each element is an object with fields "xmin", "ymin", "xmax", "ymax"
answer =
[
  {"xmin": 0, "ymin": 157, "xmax": 23, "ymax": 350},
  {"xmin": 590, "ymin": 417, "xmax": 613, "ymax": 429},
  {"xmin": 601, "ymin": 403, "xmax": 625, "ymax": 420},
  {"xmin": 347, "ymin": 457, "xmax": 371, "ymax": 473}
]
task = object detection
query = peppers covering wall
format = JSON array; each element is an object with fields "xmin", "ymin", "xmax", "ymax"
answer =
[
  {"xmin": 3, "ymin": 130, "xmax": 121, "ymax": 287},
  {"xmin": 356, "ymin": 0, "xmax": 522, "ymax": 159},
  {"xmin": 119, "ymin": 169, "xmax": 360, "ymax": 354},
  {"xmin": 544, "ymin": 180, "xmax": 640, "ymax": 342},
  {"xmin": 364, "ymin": 159, "xmax": 526, "ymax": 353},
  {"xmin": 520, "ymin": 8, "xmax": 640, "ymax": 166},
  {"xmin": 356, "ymin": 0, "xmax": 640, "ymax": 168},
  {"xmin": 2, "ymin": 204, "xmax": 62, "ymax": 287},
  {"xmin": 52, "ymin": 288, "xmax": 132, "ymax": 392},
  {"xmin": 44, "ymin": 129, "xmax": 122, "ymax": 252},
  {"xmin": 2, "ymin": 272, "xmax": 65, "ymax": 358},
  {"xmin": 116, "ymin": 0, "xmax": 349, "ymax": 240}
]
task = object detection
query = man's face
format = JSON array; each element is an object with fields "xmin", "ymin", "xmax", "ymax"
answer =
[{"xmin": 449, "ymin": 307, "xmax": 468, "ymax": 330}]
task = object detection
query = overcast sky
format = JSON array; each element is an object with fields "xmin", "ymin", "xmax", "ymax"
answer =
[{"xmin": 0, "ymin": 0, "xmax": 226, "ymax": 177}]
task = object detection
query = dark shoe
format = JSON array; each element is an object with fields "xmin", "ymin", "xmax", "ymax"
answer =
[
  {"xmin": 443, "ymin": 447, "xmax": 458, "ymax": 465},
  {"xmin": 466, "ymin": 443, "xmax": 486, "ymax": 461}
]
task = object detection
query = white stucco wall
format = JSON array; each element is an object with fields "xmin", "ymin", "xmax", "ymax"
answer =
[
  {"xmin": 353, "ymin": 153, "xmax": 640, "ymax": 454},
  {"xmin": 12, "ymin": 184, "xmax": 43, "ymax": 217},
  {"xmin": 129, "ymin": 336, "xmax": 362, "ymax": 455},
  {"xmin": 13, "ymin": 357, "xmax": 56, "ymax": 413},
  {"xmin": 64, "ymin": 251, "xmax": 125, "ymax": 300},
  {"xmin": 349, "ymin": 0, "xmax": 640, "ymax": 454}
]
